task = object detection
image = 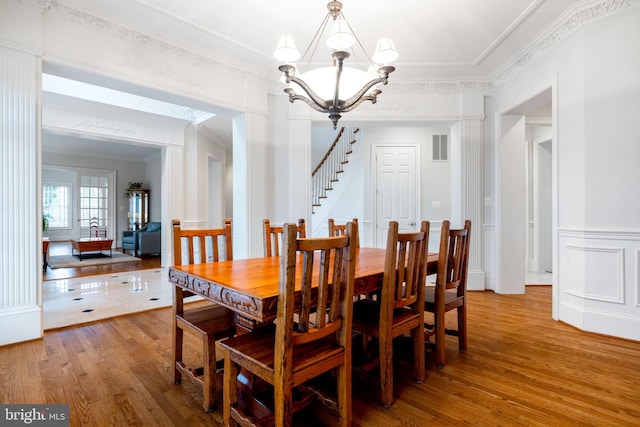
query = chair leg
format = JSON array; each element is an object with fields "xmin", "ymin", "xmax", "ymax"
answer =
[
  {"xmin": 336, "ymin": 362, "xmax": 352, "ymax": 427},
  {"xmin": 458, "ymin": 305, "xmax": 467, "ymax": 353},
  {"xmin": 412, "ymin": 325, "xmax": 425, "ymax": 383},
  {"xmin": 379, "ymin": 333, "xmax": 394, "ymax": 408},
  {"xmin": 173, "ymin": 323, "xmax": 183, "ymax": 384},
  {"xmin": 222, "ymin": 349, "xmax": 238, "ymax": 426},
  {"xmin": 435, "ymin": 310, "xmax": 447, "ymax": 368},
  {"xmin": 202, "ymin": 334, "xmax": 216, "ymax": 412},
  {"xmin": 273, "ymin": 370, "xmax": 293, "ymax": 427}
]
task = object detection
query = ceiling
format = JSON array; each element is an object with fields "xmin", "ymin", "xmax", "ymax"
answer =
[
  {"xmin": 43, "ymin": 0, "xmax": 570, "ymax": 159},
  {"xmin": 67, "ymin": 0, "xmax": 580, "ymax": 82}
]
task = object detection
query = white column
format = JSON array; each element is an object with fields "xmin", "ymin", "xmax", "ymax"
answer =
[
  {"xmin": 460, "ymin": 119, "xmax": 485, "ymax": 291},
  {"xmin": 233, "ymin": 112, "xmax": 268, "ymax": 259},
  {"xmin": 0, "ymin": 46, "xmax": 42, "ymax": 345},
  {"xmin": 161, "ymin": 143, "xmax": 184, "ymax": 268},
  {"xmin": 287, "ymin": 119, "xmax": 312, "ymax": 226}
]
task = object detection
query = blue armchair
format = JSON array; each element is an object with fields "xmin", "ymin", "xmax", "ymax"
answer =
[{"xmin": 122, "ymin": 222, "xmax": 161, "ymax": 256}]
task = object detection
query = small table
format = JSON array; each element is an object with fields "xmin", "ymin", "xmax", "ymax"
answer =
[
  {"xmin": 42, "ymin": 238, "xmax": 50, "ymax": 270},
  {"xmin": 70, "ymin": 238, "xmax": 113, "ymax": 260}
]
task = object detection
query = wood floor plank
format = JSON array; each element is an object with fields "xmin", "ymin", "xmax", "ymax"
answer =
[{"xmin": 3, "ymin": 286, "xmax": 640, "ymax": 426}]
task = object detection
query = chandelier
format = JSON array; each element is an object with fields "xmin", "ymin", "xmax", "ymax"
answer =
[{"xmin": 274, "ymin": 1, "xmax": 398, "ymax": 129}]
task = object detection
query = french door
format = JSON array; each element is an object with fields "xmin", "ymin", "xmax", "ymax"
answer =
[{"xmin": 78, "ymin": 171, "xmax": 115, "ymax": 238}]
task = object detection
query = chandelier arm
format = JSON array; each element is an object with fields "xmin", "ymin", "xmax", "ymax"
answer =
[
  {"xmin": 284, "ymin": 90, "xmax": 332, "ymax": 113},
  {"xmin": 340, "ymin": 92, "xmax": 381, "ymax": 113},
  {"xmin": 341, "ymin": 65, "xmax": 395, "ymax": 109},
  {"xmin": 284, "ymin": 76, "xmax": 331, "ymax": 113},
  {"xmin": 340, "ymin": 78, "xmax": 387, "ymax": 110}
]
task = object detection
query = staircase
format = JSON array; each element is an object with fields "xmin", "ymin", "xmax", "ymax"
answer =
[{"xmin": 312, "ymin": 127, "xmax": 359, "ymax": 212}]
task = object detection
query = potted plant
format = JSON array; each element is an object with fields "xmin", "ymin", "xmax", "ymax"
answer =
[
  {"xmin": 42, "ymin": 214, "xmax": 53, "ymax": 232},
  {"xmin": 124, "ymin": 181, "xmax": 144, "ymax": 198}
]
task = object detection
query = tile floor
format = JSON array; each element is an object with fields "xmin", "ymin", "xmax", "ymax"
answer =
[{"xmin": 43, "ymin": 268, "xmax": 172, "ymax": 330}]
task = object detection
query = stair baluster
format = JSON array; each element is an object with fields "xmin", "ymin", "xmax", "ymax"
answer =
[{"xmin": 312, "ymin": 127, "xmax": 359, "ymax": 212}]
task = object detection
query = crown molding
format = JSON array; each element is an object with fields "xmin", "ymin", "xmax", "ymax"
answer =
[
  {"xmin": 474, "ymin": 0, "xmax": 546, "ymax": 66},
  {"xmin": 32, "ymin": 0, "xmax": 273, "ymax": 89},
  {"xmin": 27, "ymin": 0, "xmax": 638, "ymax": 95},
  {"xmin": 387, "ymin": 80, "xmax": 493, "ymax": 93},
  {"xmin": 0, "ymin": 37, "xmax": 42, "ymax": 56},
  {"xmin": 490, "ymin": 0, "xmax": 635, "ymax": 87}
]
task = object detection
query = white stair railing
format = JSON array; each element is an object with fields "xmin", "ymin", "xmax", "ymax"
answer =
[{"xmin": 312, "ymin": 127, "xmax": 359, "ymax": 212}]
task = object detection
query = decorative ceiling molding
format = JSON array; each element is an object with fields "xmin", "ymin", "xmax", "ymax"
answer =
[
  {"xmin": 474, "ymin": 0, "xmax": 547, "ymax": 66},
  {"xmin": 490, "ymin": 0, "xmax": 634, "ymax": 87},
  {"xmin": 76, "ymin": 119, "xmax": 136, "ymax": 135},
  {"xmin": 130, "ymin": 0, "xmax": 271, "ymax": 60},
  {"xmin": 34, "ymin": 0, "xmax": 273, "ymax": 89},
  {"xmin": 387, "ymin": 80, "xmax": 493, "ymax": 93},
  {"xmin": 29, "ymin": 0, "xmax": 637, "ymax": 96}
]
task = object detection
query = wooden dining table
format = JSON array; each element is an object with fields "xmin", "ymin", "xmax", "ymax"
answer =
[{"xmin": 168, "ymin": 247, "xmax": 438, "ymax": 331}]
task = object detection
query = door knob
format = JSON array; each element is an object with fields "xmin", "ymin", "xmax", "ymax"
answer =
[{"xmin": 409, "ymin": 222, "xmax": 415, "ymax": 227}]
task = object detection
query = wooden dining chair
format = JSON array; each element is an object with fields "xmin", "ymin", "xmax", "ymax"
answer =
[
  {"xmin": 328, "ymin": 217, "xmax": 360, "ymax": 248},
  {"xmin": 352, "ymin": 220, "xmax": 429, "ymax": 408},
  {"xmin": 171, "ymin": 219, "xmax": 237, "ymax": 412},
  {"xmin": 221, "ymin": 221, "xmax": 358, "ymax": 427},
  {"xmin": 263, "ymin": 218, "xmax": 306, "ymax": 257},
  {"xmin": 424, "ymin": 219, "xmax": 471, "ymax": 368}
]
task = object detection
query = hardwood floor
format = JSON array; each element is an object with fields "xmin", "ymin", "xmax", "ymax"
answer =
[
  {"xmin": 44, "ymin": 241, "xmax": 162, "ymax": 280},
  {"xmin": 3, "ymin": 286, "xmax": 639, "ymax": 426}
]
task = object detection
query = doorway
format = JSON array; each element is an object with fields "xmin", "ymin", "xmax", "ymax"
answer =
[
  {"xmin": 496, "ymin": 86, "xmax": 556, "ymax": 302},
  {"xmin": 374, "ymin": 144, "xmax": 420, "ymax": 246},
  {"xmin": 526, "ymin": 135, "xmax": 552, "ymax": 284}
]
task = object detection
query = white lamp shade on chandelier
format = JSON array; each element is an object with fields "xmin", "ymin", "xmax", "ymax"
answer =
[
  {"xmin": 274, "ymin": 34, "xmax": 300, "ymax": 63},
  {"xmin": 372, "ymin": 37, "xmax": 399, "ymax": 64},
  {"xmin": 326, "ymin": 16, "xmax": 356, "ymax": 50},
  {"xmin": 274, "ymin": 1, "xmax": 398, "ymax": 128}
]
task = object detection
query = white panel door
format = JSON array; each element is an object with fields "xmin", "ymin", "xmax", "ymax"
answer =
[{"xmin": 375, "ymin": 145, "xmax": 419, "ymax": 246}]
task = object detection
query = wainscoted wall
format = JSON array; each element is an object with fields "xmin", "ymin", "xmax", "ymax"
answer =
[{"xmin": 558, "ymin": 229, "xmax": 640, "ymax": 341}]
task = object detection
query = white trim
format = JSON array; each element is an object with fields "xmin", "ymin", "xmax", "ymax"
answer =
[
  {"xmin": 563, "ymin": 244, "xmax": 625, "ymax": 304},
  {"xmin": 559, "ymin": 299, "xmax": 640, "ymax": 342},
  {"xmin": 0, "ymin": 306, "xmax": 42, "ymax": 346}
]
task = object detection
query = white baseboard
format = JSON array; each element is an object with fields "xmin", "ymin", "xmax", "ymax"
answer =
[
  {"xmin": 559, "ymin": 300, "xmax": 640, "ymax": 341},
  {"xmin": 467, "ymin": 270, "xmax": 485, "ymax": 291},
  {"xmin": 0, "ymin": 306, "xmax": 42, "ymax": 346}
]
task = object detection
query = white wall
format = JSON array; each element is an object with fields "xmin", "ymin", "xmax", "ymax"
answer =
[
  {"xmin": 180, "ymin": 125, "xmax": 229, "ymax": 228},
  {"xmin": 145, "ymin": 151, "xmax": 163, "ymax": 223},
  {"xmin": 486, "ymin": 5, "xmax": 640, "ymax": 339},
  {"xmin": 312, "ymin": 126, "xmax": 452, "ymax": 251}
]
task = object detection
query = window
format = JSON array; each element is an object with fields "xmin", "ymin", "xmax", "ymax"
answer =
[
  {"xmin": 43, "ymin": 183, "xmax": 71, "ymax": 228},
  {"xmin": 432, "ymin": 134, "xmax": 448, "ymax": 161}
]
